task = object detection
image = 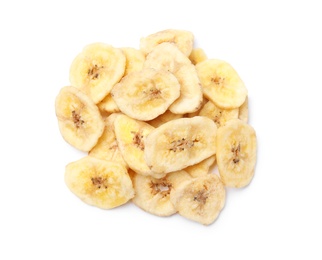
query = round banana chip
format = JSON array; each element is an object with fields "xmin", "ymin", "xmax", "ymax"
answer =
[
  {"xmin": 55, "ymin": 86, "xmax": 104, "ymax": 152},
  {"xmin": 65, "ymin": 156, "xmax": 134, "ymax": 209},
  {"xmin": 111, "ymin": 68, "xmax": 180, "ymax": 121},
  {"xmin": 216, "ymin": 119, "xmax": 257, "ymax": 188}
]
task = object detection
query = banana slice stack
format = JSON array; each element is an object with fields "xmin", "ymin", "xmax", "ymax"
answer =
[{"xmin": 55, "ymin": 29, "xmax": 257, "ymax": 225}]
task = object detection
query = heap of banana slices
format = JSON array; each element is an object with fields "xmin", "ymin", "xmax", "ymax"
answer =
[{"xmin": 55, "ymin": 29, "xmax": 257, "ymax": 225}]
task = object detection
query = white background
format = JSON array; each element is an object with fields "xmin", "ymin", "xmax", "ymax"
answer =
[{"xmin": 1, "ymin": 0, "xmax": 321, "ymax": 259}]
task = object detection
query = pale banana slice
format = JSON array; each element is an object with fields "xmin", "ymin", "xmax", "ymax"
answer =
[
  {"xmin": 185, "ymin": 96, "xmax": 208, "ymax": 118},
  {"xmin": 55, "ymin": 86, "xmax": 104, "ymax": 152},
  {"xmin": 132, "ymin": 170, "xmax": 191, "ymax": 216},
  {"xmin": 196, "ymin": 59, "xmax": 247, "ymax": 109},
  {"xmin": 170, "ymin": 174, "xmax": 226, "ymax": 225},
  {"xmin": 121, "ymin": 47, "xmax": 145, "ymax": 76},
  {"xmin": 111, "ymin": 68, "xmax": 180, "ymax": 121},
  {"xmin": 89, "ymin": 113, "xmax": 127, "ymax": 169},
  {"xmin": 144, "ymin": 43, "xmax": 203, "ymax": 114},
  {"xmin": 238, "ymin": 96, "xmax": 249, "ymax": 123},
  {"xmin": 114, "ymin": 114, "xmax": 165, "ymax": 178},
  {"xmin": 216, "ymin": 119, "xmax": 257, "ymax": 188},
  {"xmin": 189, "ymin": 48, "xmax": 208, "ymax": 65},
  {"xmin": 97, "ymin": 94, "xmax": 120, "ymax": 116},
  {"xmin": 65, "ymin": 156, "xmax": 134, "ymax": 209},
  {"xmin": 144, "ymin": 116, "xmax": 217, "ymax": 174},
  {"xmin": 184, "ymin": 155, "xmax": 216, "ymax": 178},
  {"xmin": 199, "ymin": 100, "xmax": 239, "ymax": 128},
  {"xmin": 69, "ymin": 43, "xmax": 126, "ymax": 104},
  {"xmin": 140, "ymin": 29, "xmax": 194, "ymax": 56},
  {"xmin": 147, "ymin": 110, "xmax": 183, "ymax": 128}
]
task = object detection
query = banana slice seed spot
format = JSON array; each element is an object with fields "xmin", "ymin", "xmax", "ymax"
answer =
[
  {"xmin": 211, "ymin": 76, "xmax": 225, "ymax": 86},
  {"xmin": 131, "ymin": 131, "xmax": 145, "ymax": 150},
  {"xmin": 169, "ymin": 138, "xmax": 197, "ymax": 152},
  {"xmin": 150, "ymin": 179, "xmax": 172, "ymax": 197},
  {"xmin": 72, "ymin": 110, "xmax": 84, "ymax": 128},
  {"xmin": 88, "ymin": 64, "xmax": 104, "ymax": 80},
  {"xmin": 231, "ymin": 143, "xmax": 241, "ymax": 164},
  {"xmin": 91, "ymin": 176, "xmax": 108, "ymax": 189}
]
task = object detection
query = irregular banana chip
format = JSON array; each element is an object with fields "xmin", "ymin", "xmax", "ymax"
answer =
[
  {"xmin": 140, "ymin": 29, "xmax": 194, "ymax": 56},
  {"xmin": 121, "ymin": 47, "xmax": 145, "ymax": 76},
  {"xmin": 89, "ymin": 113, "xmax": 127, "ymax": 169},
  {"xmin": 65, "ymin": 156, "xmax": 134, "ymax": 209},
  {"xmin": 132, "ymin": 170, "xmax": 191, "ymax": 216},
  {"xmin": 184, "ymin": 155, "xmax": 216, "ymax": 178},
  {"xmin": 199, "ymin": 100, "xmax": 239, "ymax": 128},
  {"xmin": 170, "ymin": 174, "xmax": 226, "ymax": 225},
  {"xmin": 144, "ymin": 116, "xmax": 217, "ymax": 174},
  {"xmin": 238, "ymin": 96, "xmax": 249, "ymax": 123},
  {"xmin": 147, "ymin": 110, "xmax": 183, "ymax": 128},
  {"xmin": 114, "ymin": 114, "xmax": 165, "ymax": 178},
  {"xmin": 144, "ymin": 43, "xmax": 203, "ymax": 114},
  {"xmin": 216, "ymin": 119, "xmax": 257, "ymax": 188},
  {"xmin": 111, "ymin": 68, "xmax": 180, "ymax": 121},
  {"xmin": 55, "ymin": 86, "xmax": 104, "ymax": 152},
  {"xmin": 189, "ymin": 48, "xmax": 208, "ymax": 65},
  {"xmin": 69, "ymin": 43, "xmax": 126, "ymax": 104},
  {"xmin": 97, "ymin": 94, "xmax": 120, "ymax": 116},
  {"xmin": 196, "ymin": 59, "xmax": 248, "ymax": 109}
]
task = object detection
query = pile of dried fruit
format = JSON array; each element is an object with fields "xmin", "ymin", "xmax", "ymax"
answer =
[{"xmin": 55, "ymin": 29, "xmax": 257, "ymax": 225}]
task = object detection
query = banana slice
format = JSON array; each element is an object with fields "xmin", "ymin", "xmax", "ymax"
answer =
[
  {"xmin": 144, "ymin": 116, "xmax": 217, "ymax": 174},
  {"xmin": 196, "ymin": 59, "xmax": 247, "ymax": 109},
  {"xmin": 89, "ymin": 113, "xmax": 127, "ymax": 169},
  {"xmin": 216, "ymin": 119, "xmax": 257, "ymax": 188},
  {"xmin": 111, "ymin": 68, "xmax": 180, "ymax": 121},
  {"xmin": 69, "ymin": 43, "xmax": 126, "ymax": 104},
  {"xmin": 132, "ymin": 170, "xmax": 191, "ymax": 216},
  {"xmin": 184, "ymin": 155, "xmax": 216, "ymax": 178},
  {"xmin": 185, "ymin": 96, "xmax": 208, "ymax": 118},
  {"xmin": 170, "ymin": 174, "xmax": 226, "ymax": 225},
  {"xmin": 114, "ymin": 114, "xmax": 165, "ymax": 178},
  {"xmin": 140, "ymin": 29, "xmax": 194, "ymax": 56},
  {"xmin": 97, "ymin": 94, "xmax": 120, "ymax": 116},
  {"xmin": 55, "ymin": 86, "xmax": 104, "ymax": 152},
  {"xmin": 121, "ymin": 47, "xmax": 145, "ymax": 76},
  {"xmin": 238, "ymin": 96, "xmax": 249, "ymax": 123},
  {"xmin": 189, "ymin": 48, "xmax": 208, "ymax": 65},
  {"xmin": 65, "ymin": 156, "xmax": 134, "ymax": 209},
  {"xmin": 199, "ymin": 100, "xmax": 239, "ymax": 128},
  {"xmin": 144, "ymin": 43, "xmax": 203, "ymax": 114},
  {"xmin": 147, "ymin": 110, "xmax": 183, "ymax": 128}
]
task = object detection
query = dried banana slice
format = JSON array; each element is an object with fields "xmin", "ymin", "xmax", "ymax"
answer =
[
  {"xmin": 132, "ymin": 170, "xmax": 191, "ymax": 216},
  {"xmin": 189, "ymin": 48, "xmax": 208, "ymax": 65},
  {"xmin": 89, "ymin": 113, "xmax": 127, "ymax": 169},
  {"xmin": 65, "ymin": 156, "xmax": 134, "ymax": 209},
  {"xmin": 216, "ymin": 119, "xmax": 257, "ymax": 188},
  {"xmin": 147, "ymin": 110, "xmax": 183, "ymax": 128},
  {"xmin": 140, "ymin": 29, "xmax": 194, "ymax": 56},
  {"xmin": 184, "ymin": 155, "xmax": 216, "ymax": 178},
  {"xmin": 199, "ymin": 100, "xmax": 239, "ymax": 128},
  {"xmin": 196, "ymin": 59, "xmax": 248, "ymax": 109},
  {"xmin": 238, "ymin": 96, "xmax": 249, "ymax": 123},
  {"xmin": 144, "ymin": 43, "xmax": 203, "ymax": 114},
  {"xmin": 97, "ymin": 94, "xmax": 120, "ymax": 115},
  {"xmin": 114, "ymin": 114, "xmax": 165, "ymax": 178},
  {"xmin": 69, "ymin": 43, "xmax": 126, "ymax": 103},
  {"xmin": 111, "ymin": 68, "xmax": 180, "ymax": 121},
  {"xmin": 144, "ymin": 116, "xmax": 217, "ymax": 174},
  {"xmin": 170, "ymin": 174, "xmax": 226, "ymax": 225},
  {"xmin": 121, "ymin": 47, "xmax": 145, "ymax": 76},
  {"xmin": 55, "ymin": 86, "xmax": 104, "ymax": 152}
]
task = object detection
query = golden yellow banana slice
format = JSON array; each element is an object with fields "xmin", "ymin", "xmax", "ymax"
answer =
[
  {"xmin": 132, "ymin": 170, "xmax": 191, "ymax": 216},
  {"xmin": 189, "ymin": 48, "xmax": 208, "ymax": 65},
  {"xmin": 97, "ymin": 94, "xmax": 120, "ymax": 116},
  {"xmin": 144, "ymin": 116, "xmax": 217, "ymax": 174},
  {"xmin": 184, "ymin": 155, "xmax": 216, "ymax": 178},
  {"xmin": 111, "ymin": 68, "xmax": 180, "ymax": 121},
  {"xmin": 140, "ymin": 29, "xmax": 194, "ymax": 56},
  {"xmin": 170, "ymin": 174, "xmax": 226, "ymax": 225},
  {"xmin": 55, "ymin": 86, "xmax": 104, "ymax": 152},
  {"xmin": 196, "ymin": 59, "xmax": 248, "ymax": 109},
  {"xmin": 121, "ymin": 47, "xmax": 145, "ymax": 76},
  {"xmin": 65, "ymin": 156, "xmax": 134, "ymax": 209},
  {"xmin": 69, "ymin": 43, "xmax": 126, "ymax": 104},
  {"xmin": 238, "ymin": 96, "xmax": 249, "ymax": 123},
  {"xmin": 216, "ymin": 119, "xmax": 257, "ymax": 188},
  {"xmin": 199, "ymin": 100, "xmax": 239, "ymax": 128}
]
